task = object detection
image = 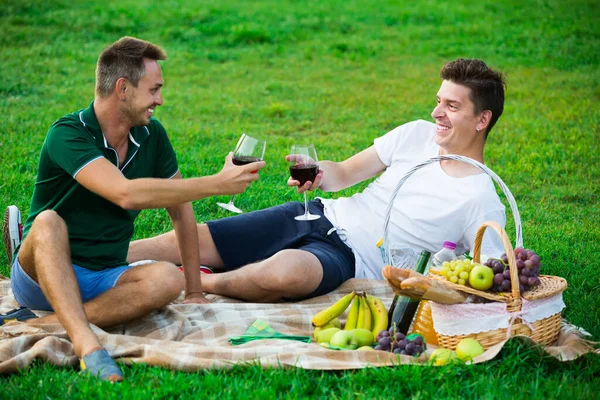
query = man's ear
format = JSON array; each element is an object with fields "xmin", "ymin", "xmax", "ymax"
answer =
[
  {"xmin": 477, "ymin": 110, "xmax": 492, "ymax": 132},
  {"xmin": 115, "ymin": 77, "xmax": 128, "ymax": 101}
]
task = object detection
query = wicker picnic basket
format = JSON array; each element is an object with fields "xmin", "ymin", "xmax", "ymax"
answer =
[{"xmin": 382, "ymin": 155, "xmax": 568, "ymax": 350}]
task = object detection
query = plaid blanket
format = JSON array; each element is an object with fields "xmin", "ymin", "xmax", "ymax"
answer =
[{"xmin": 0, "ymin": 275, "xmax": 596, "ymax": 374}]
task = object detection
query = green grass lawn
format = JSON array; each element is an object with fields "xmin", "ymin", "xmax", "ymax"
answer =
[{"xmin": 1, "ymin": 0, "xmax": 599, "ymax": 398}]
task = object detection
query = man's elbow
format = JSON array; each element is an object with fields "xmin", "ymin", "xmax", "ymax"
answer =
[{"xmin": 113, "ymin": 184, "xmax": 140, "ymax": 210}]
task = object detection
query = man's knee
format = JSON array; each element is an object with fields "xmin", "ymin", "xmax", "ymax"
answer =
[
  {"xmin": 256, "ymin": 250, "xmax": 322, "ymax": 293},
  {"xmin": 30, "ymin": 210, "xmax": 67, "ymax": 238},
  {"xmin": 142, "ymin": 262, "xmax": 184, "ymax": 300}
]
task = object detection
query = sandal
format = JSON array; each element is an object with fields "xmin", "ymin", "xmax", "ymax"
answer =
[
  {"xmin": 80, "ymin": 348, "xmax": 124, "ymax": 382},
  {"xmin": 0, "ymin": 307, "xmax": 37, "ymax": 325}
]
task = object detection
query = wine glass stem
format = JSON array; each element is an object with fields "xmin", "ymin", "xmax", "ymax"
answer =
[
  {"xmin": 229, "ymin": 195, "xmax": 236, "ymax": 205},
  {"xmin": 303, "ymin": 192, "xmax": 310, "ymax": 217}
]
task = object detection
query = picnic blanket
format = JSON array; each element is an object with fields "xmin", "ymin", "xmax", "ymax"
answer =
[{"xmin": 0, "ymin": 275, "xmax": 597, "ymax": 375}]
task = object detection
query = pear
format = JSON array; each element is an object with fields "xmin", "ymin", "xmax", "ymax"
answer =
[{"xmin": 357, "ymin": 346, "xmax": 375, "ymax": 351}]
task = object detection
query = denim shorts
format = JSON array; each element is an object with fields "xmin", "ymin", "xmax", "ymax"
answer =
[
  {"xmin": 207, "ymin": 200, "xmax": 356, "ymax": 299},
  {"xmin": 11, "ymin": 256, "xmax": 132, "ymax": 311}
]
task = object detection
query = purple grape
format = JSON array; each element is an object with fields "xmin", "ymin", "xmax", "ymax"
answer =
[
  {"xmin": 396, "ymin": 332, "xmax": 405, "ymax": 341},
  {"xmin": 412, "ymin": 336, "xmax": 424, "ymax": 346},
  {"xmin": 493, "ymin": 264, "xmax": 504, "ymax": 274},
  {"xmin": 514, "ymin": 247, "xmax": 523, "ymax": 256},
  {"xmin": 527, "ymin": 276, "xmax": 538, "ymax": 286},
  {"xmin": 519, "ymin": 275, "xmax": 529, "ymax": 285},
  {"xmin": 413, "ymin": 345, "xmax": 423, "ymax": 355},
  {"xmin": 392, "ymin": 341, "xmax": 400, "ymax": 350},
  {"xmin": 522, "ymin": 268, "xmax": 532, "ymax": 277},
  {"xmin": 379, "ymin": 337, "xmax": 391, "ymax": 348},
  {"xmin": 526, "ymin": 250, "xmax": 534, "ymax": 259},
  {"xmin": 503, "ymin": 270, "xmax": 511, "ymax": 279},
  {"xmin": 374, "ymin": 345, "xmax": 383, "ymax": 351},
  {"xmin": 519, "ymin": 284, "xmax": 525, "ymax": 293},
  {"xmin": 530, "ymin": 255, "xmax": 540, "ymax": 267},
  {"xmin": 397, "ymin": 339, "xmax": 407, "ymax": 350},
  {"xmin": 519, "ymin": 251, "xmax": 528, "ymax": 261},
  {"xmin": 401, "ymin": 350, "xmax": 409, "ymax": 355},
  {"xmin": 393, "ymin": 348, "xmax": 402, "ymax": 354},
  {"xmin": 380, "ymin": 330, "xmax": 389, "ymax": 337},
  {"xmin": 405, "ymin": 342, "xmax": 415, "ymax": 353},
  {"xmin": 516, "ymin": 259, "xmax": 524, "ymax": 269},
  {"xmin": 376, "ymin": 334, "xmax": 382, "ymax": 342},
  {"xmin": 501, "ymin": 280, "xmax": 511, "ymax": 291},
  {"xmin": 524, "ymin": 260, "xmax": 533, "ymax": 269},
  {"xmin": 501, "ymin": 254, "xmax": 509, "ymax": 264},
  {"xmin": 494, "ymin": 273, "xmax": 504, "ymax": 285}
]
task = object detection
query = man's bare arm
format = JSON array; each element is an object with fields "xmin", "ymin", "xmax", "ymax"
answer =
[
  {"xmin": 75, "ymin": 153, "xmax": 265, "ymax": 210},
  {"xmin": 165, "ymin": 183, "xmax": 209, "ymax": 304},
  {"xmin": 288, "ymin": 146, "xmax": 387, "ymax": 193}
]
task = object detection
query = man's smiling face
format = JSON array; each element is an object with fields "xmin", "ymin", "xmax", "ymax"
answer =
[
  {"xmin": 123, "ymin": 58, "xmax": 164, "ymax": 126},
  {"xmin": 431, "ymin": 80, "xmax": 482, "ymax": 153}
]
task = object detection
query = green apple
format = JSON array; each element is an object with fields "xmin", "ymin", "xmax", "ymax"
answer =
[
  {"xmin": 314, "ymin": 321, "xmax": 337, "ymax": 339},
  {"xmin": 455, "ymin": 338, "xmax": 485, "ymax": 362},
  {"xmin": 468, "ymin": 264, "xmax": 494, "ymax": 291},
  {"xmin": 349, "ymin": 329, "xmax": 375, "ymax": 347},
  {"xmin": 428, "ymin": 348, "xmax": 459, "ymax": 366},
  {"xmin": 316, "ymin": 327, "xmax": 341, "ymax": 344},
  {"xmin": 329, "ymin": 330, "xmax": 358, "ymax": 350}
]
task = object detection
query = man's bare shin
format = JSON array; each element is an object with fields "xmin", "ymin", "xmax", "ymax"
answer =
[{"xmin": 19, "ymin": 211, "xmax": 100, "ymax": 358}]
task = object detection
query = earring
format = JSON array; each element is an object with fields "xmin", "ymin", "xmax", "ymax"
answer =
[{"xmin": 476, "ymin": 127, "xmax": 481, "ymax": 132}]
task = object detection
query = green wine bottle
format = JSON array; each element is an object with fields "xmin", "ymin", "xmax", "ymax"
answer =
[{"xmin": 387, "ymin": 250, "xmax": 431, "ymax": 334}]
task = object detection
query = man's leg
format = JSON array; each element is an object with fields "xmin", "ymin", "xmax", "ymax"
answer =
[
  {"xmin": 33, "ymin": 261, "xmax": 185, "ymax": 329},
  {"xmin": 200, "ymin": 249, "xmax": 323, "ymax": 302},
  {"xmin": 17, "ymin": 210, "xmax": 103, "ymax": 359},
  {"xmin": 127, "ymin": 223, "xmax": 224, "ymax": 267}
]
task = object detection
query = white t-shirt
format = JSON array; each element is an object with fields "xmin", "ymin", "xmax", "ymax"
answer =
[{"xmin": 319, "ymin": 120, "xmax": 506, "ymax": 279}]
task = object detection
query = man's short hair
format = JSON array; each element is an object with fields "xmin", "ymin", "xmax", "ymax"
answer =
[
  {"xmin": 95, "ymin": 36, "xmax": 167, "ymax": 98},
  {"xmin": 441, "ymin": 58, "xmax": 506, "ymax": 135}
]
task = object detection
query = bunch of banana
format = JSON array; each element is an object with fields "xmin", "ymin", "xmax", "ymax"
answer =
[{"xmin": 311, "ymin": 291, "xmax": 388, "ymax": 338}]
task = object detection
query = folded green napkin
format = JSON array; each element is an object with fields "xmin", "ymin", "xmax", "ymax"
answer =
[{"xmin": 228, "ymin": 319, "xmax": 312, "ymax": 345}]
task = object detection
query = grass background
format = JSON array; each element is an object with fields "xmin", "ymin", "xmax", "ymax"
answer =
[{"xmin": 1, "ymin": 0, "xmax": 599, "ymax": 398}]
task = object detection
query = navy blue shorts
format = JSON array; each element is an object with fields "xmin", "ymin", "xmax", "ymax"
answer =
[{"xmin": 207, "ymin": 200, "xmax": 355, "ymax": 299}]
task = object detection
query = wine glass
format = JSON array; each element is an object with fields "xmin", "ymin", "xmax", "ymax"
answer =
[
  {"xmin": 216, "ymin": 133, "xmax": 266, "ymax": 213},
  {"xmin": 289, "ymin": 144, "xmax": 320, "ymax": 221}
]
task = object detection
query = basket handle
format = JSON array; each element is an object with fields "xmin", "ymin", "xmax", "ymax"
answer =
[
  {"xmin": 473, "ymin": 221, "xmax": 521, "ymax": 303},
  {"xmin": 383, "ymin": 154, "xmax": 522, "ymax": 265}
]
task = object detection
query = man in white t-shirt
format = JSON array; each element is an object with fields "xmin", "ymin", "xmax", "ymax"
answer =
[{"xmin": 127, "ymin": 58, "xmax": 507, "ymax": 302}]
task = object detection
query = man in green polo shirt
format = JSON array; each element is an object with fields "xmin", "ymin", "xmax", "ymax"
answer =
[{"xmin": 1, "ymin": 36, "xmax": 265, "ymax": 382}]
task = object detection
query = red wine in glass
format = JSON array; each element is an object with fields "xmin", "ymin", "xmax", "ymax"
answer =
[
  {"xmin": 217, "ymin": 133, "xmax": 266, "ymax": 213},
  {"xmin": 289, "ymin": 144, "xmax": 320, "ymax": 221},
  {"xmin": 232, "ymin": 156, "xmax": 262, "ymax": 166},
  {"xmin": 289, "ymin": 164, "xmax": 318, "ymax": 186}
]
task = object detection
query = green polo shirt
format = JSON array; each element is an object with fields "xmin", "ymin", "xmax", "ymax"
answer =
[{"xmin": 20, "ymin": 101, "xmax": 179, "ymax": 271}]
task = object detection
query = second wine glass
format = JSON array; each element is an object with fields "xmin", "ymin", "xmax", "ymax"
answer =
[
  {"xmin": 289, "ymin": 144, "xmax": 320, "ymax": 221},
  {"xmin": 216, "ymin": 133, "xmax": 266, "ymax": 214}
]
